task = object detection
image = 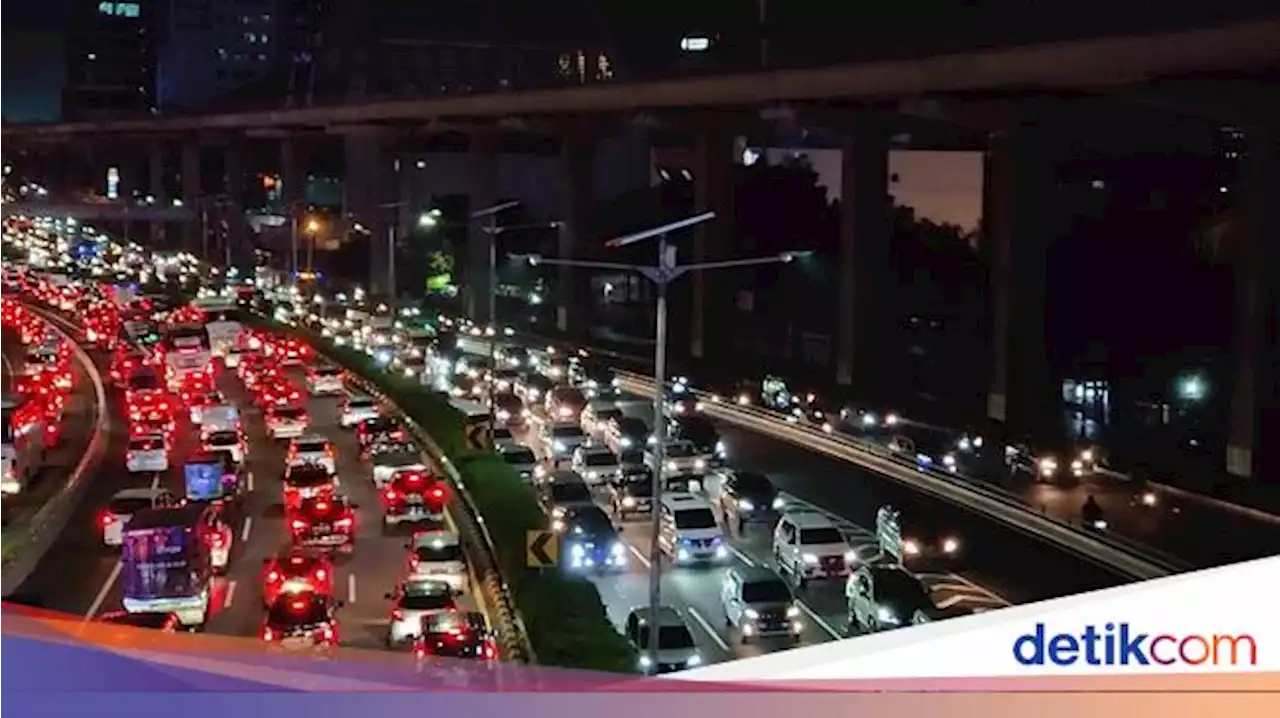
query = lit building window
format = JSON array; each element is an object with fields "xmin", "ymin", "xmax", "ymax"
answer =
[
  {"xmin": 596, "ymin": 53, "xmax": 613, "ymax": 80},
  {"xmin": 680, "ymin": 36, "xmax": 711, "ymax": 52},
  {"xmin": 98, "ymin": 1, "xmax": 140, "ymax": 17}
]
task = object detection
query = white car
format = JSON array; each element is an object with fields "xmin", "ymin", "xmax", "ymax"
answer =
[
  {"xmin": 542, "ymin": 423, "xmax": 588, "ymax": 462},
  {"xmin": 405, "ymin": 530, "xmax": 469, "ymax": 595},
  {"xmin": 199, "ymin": 404, "xmax": 240, "ymax": 437},
  {"xmin": 499, "ymin": 445, "xmax": 539, "ymax": 481},
  {"xmin": 385, "ymin": 579, "xmax": 457, "ymax": 645},
  {"xmin": 126, "ymin": 434, "xmax": 169, "ymax": 474},
  {"xmin": 772, "ymin": 512, "xmax": 857, "ymax": 588},
  {"xmin": 201, "ymin": 429, "xmax": 246, "ymax": 464},
  {"xmin": 371, "ymin": 450, "xmax": 426, "ymax": 489},
  {"xmin": 648, "ymin": 440, "xmax": 709, "ymax": 475},
  {"xmin": 339, "ymin": 394, "xmax": 379, "ymax": 428},
  {"xmin": 571, "ymin": 445, "xmax": 621, "ymax": 485},
  {"xmin": 187, "ymin": 391, "xmax": 224, "ymax": 425},
  {"xmin": 265, "ymin": 405, "xmax": 309, "ymax": 440},
  {"xmin": 580, "ymin": 404, "xmax": 623, "ymax": 438},
  {"xmin": 656, "ymin": 493, "xmax": 728, "ymax": 564},
  {"xmin": 100, "ymin": 487, "xmax": 176, "ymax": 547},
  {"xmin": 287, "ymin": 435, "xmax": 336, "ymax": 474},
  {"xmin": 306, "ymin": 365, "xmax": 345, "ymax": 395}
]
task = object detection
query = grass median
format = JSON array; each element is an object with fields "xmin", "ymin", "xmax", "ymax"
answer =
[{"xmin": 259, "ymin": 321, "xmax": 638, "ymax": 673}]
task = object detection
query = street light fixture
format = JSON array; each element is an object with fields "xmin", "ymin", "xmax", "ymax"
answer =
[{"xmin": 511, "ymin": 212, "xmax": 809, "ymax": 663}]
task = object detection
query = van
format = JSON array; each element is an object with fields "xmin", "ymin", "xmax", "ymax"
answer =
[{"xmin": 656, "ymin": 493, "xmax": 728, "ymax": 565}]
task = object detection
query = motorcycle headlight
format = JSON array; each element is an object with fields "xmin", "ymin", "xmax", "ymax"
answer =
[
  {"xmin": 622, "ymin": 496, "xmax": 636, "ymax": 507},
  {"xmin": 786, "ymin": 605, "xmax": 800, "ymax": 618},
  {"xmin": 843, "ymin": 550, "xmax": 857, "ymax": 564},
  {"xmin": 638, "ymin": 655, "xmax": 652, "ymax": 669},
  {"xmin": 715, "ymin": 441, "xmax": 726, "ymax": 456},
  {"xmin": 1080, "ymin": 449, "xmax": 1094, "ymax": 463},
  {"xmin": 737, "ymin": 499, "xmax": 754, "ymax": 511},
  {"xmin": 943, "ymin": 454, "xmax": 957, "ymax": 467},
  {"xmin": 902, "ymin": 540, "xmax": 921, "ymax": 556},
  {"xmin": 771, "ymin": 496, "xmax": 786, "ymax": 510},
  {"xmin": 743, "ymin": 608, "xmax": 759, "ymax": 620},
  {"xmin": 801, "ymin": 553, "xmax": 818, "ymax": 565},
  {"xmin": 942, "ymin": 538, "xmax": 960, "ymax": 554}
]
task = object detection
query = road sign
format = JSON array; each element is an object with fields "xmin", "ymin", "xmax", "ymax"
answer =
[
  {"xmin": 876, "ymin": 504, "xmax": 902, "ymax": 565},
  {"xmin": 525, "ymin": 530, "xmax": 559, "ymax": 568},
  {"xmin": 465, "ymin": 420, "xmax": 491, "ymax": 451}
]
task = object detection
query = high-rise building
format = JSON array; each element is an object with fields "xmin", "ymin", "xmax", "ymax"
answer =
[
  {"xmin": 157, "ymin": 0, "xmax": 291, "ymax": 110},
  {"xmin": 63, "ymin": 1, "xmax": 157, "ymax": 119}
]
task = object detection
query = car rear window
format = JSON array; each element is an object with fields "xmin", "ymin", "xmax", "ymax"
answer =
[{"xmin": 129, "ymin": 438, "xmax": 164, "ymax": 452}]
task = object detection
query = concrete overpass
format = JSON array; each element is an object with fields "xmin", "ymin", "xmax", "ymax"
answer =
[
  {"xmin": 3, "ymin": 18, "xmax": 1278, "ymax": 138},
  {"xmin": 1, "ymin": 202, "xmax": 198, "ymax": 222}
]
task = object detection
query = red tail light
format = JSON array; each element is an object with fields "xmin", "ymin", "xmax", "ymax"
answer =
[
  {"xmin": 383, "ymin": 488, "xmax": 398, "ymax": 502},
  {"xmin": 334, "ymin": 518, "xmax": 353, "ymax": 530},
  {"xmin": 483, "ymin": 641, "xmax": 497, "ymax": 660},
  {"xmin": 391, "ymin": 609, "xmax": 404, "ymax": 621},
  {"xmin": 428, "ymin": 486, "xmax": 446, "ymax": 501},
  {"xmin": 290, "ymin": 519, "xmax": 308, "ymax": 532},
  {"xmin": 98, "ymin": 512, "xmax": 115, "ymax": 527},
  {"xmin": 267, "ymin": 570, "xmax": 280, "ymax": 582},
  {"xmin": 314, "ymin": 569, "xmax": 327, "ymax": 582}
]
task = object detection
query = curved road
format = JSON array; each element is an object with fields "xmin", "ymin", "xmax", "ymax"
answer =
[{"xmin": 14, "ymin": 357, "xmax": 488, "ymax": 653}]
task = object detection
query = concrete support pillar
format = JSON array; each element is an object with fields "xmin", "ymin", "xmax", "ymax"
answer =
[
  {"xmin": 835, "ymin": 117, "xmax": 891, "ymax": 393},
  {"xmin": 691, "ymin": 126, "xmax": 736, "ymax": 360},
  {"xmin": 558, "ymin": 133, "xmax": 596, "ymax": 333},
  {"xmin": 467, "ymin": 132, "xmax": 499, "ymax": 320},
  {"xmin": 1226, "ymin": 127, "xmax": 1280, "ymax": 481},
  {"xmin": 985, "ymin": 129, "xmax": 1057, "ymax": 441},
  {"xmin": 147, "ymin": 140, "xmax": 166, "ymax": 247},
  {"xmin": 280, "ymin": 137, "xmax": 307, "ymax": 208},
  {"xmin": 180, "ymin": 138, "xmax": 202, "ymax": 253},
  {"xmin": 343, "ymin": 129, "xmax": 396, "ymax": 296},
  {"xmin": 223, "ymin": 139, "xmax": 247, "ymax": 265}
]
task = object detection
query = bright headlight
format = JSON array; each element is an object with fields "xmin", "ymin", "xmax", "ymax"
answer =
[
  {"xmin": 942, "ymin": 538, "xmax": 960, "ymax": 554},
  {"xmin": 622, "ymin": 497, "xmax": 636, "ymax": 507},
  {"xmin": 786, "ymin": 605, "xmax": 800, "ymax": 618},
  {"xmin": 743, "ymin": 608, "xmax": 759, "ymax": 620},
  {"xmin": 737, "ymin": 499, "xmax": 754, "ymax": 511},
  {"xmin": 685, "ymin": 654, "xmax": 702, "ymax": 667},
  {"xmin": 843, "ymin": 550, "xmax": 857, "ymax": 564},
  {"xmin": 876, "ymin": 606, "xmax": 899, "ymax": 624},
  {"xmin": 571, "ymin": 543, "xmax": 586, "ymax": 558},
  {"xmin": 902, "ymin": 540, "xmax": 921, "ymax": 556},
  {"xmin": 611, "ymin": 542, "xmax": 626, "ymax": 557},
  {"xmin": 771, "ymin": 496, "xmax": 786, "ymax": 510},
  {"xmin": 801, "ymin": 553, "xmax": 818, "ymax": 565}
]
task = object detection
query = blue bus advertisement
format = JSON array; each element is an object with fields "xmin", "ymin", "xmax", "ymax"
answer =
[
  {"xmin": 120, "ymin": 522, "xmax": 210, "ymax": 626},
  {"xmin": 184, "ymin": 460, "xmax": 223, "ymax": 502}
]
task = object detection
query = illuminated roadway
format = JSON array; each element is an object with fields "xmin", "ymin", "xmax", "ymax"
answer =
[{"xmin": 15, "ymin": 356, "xmax": 486, "ymax": 652}]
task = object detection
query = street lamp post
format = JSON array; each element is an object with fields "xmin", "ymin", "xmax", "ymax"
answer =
[{"xmin": 512, "ymin": 212, "xmax": 809, "ymax": 663}]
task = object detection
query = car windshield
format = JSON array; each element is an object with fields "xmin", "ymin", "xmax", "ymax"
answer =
[
  {"xmin": 286, "ymin": 467, "xmax": 333, "ymax": 487},
  {"xmin": 400, "ymin": 588, "xmax": 455, "ymax": 611},
  {"xmin": 584, "ymin": 451, "xmax": 616, "ymax": 466},
  {"xmin": 618, "ymin": 450, "xmax": 645, "ymax": 465},
  {"xmin": 502, "ymin": 449, "xmax": 536, "ymax": 465},
  {"xmin": 621, "ymin": 419, "xmax": 648, "ymax": 435},
  {"xmin": 348, "ymin": 398, "xmax": 375, "ymax": 409},
  {"xmin": 876, "ymin": 570, "xmax": 931, "ymax": 603},
  {"xmin": 271, "ymin": 407, "xmax": 304, "ymax": 420},
  {"xmin": 637, "ymin": 625, "xmax": 696, "ymax": 650},
  {"xmin": 267, "ymin": 595, "xmax": 329, "ymax": 626},
  {"xmin": 206, "ymin": 432, "xmax": 238, "ymax": 446},
  {"xmin": 568, "ymin": 511, "xmax": 614, "ymax": 537},
  {"xmin": 799, "ymin": 527, "xmax": 845, "ymax": 545},
  {"xmin": 296, "ymin": 440, "xmax": 327, "ymax": 453},
  {"xmin": 312, "ymin": 366, "xmax": 341, "ymax": 377},
  {"xmin": 109, "ymin": 496, "xmax": 158, "ymax": 515},
  {"xmin": 550, "ymin": 482, "xmax": 591, "ymax": 503},
  {"xmin": 666, "ymin": 443, "xmax": 696, "ymax": 457},
  {"xmin": 552, "ymin": 426, "xmax": 584, "ymax": 438},
  {"xmin": 674, "ymin": 508, "xmax": 717, "ymax": 530},
  {"xmin": 415, "ymin": 543, "xmax": 463, "ymax": 563},
  {"xmin": 128, "ymin": 437, "xmax": 164, "ymax": 452},
  {"xmin": 742, "ymin": 579, "xmax": 793, "ymax": 604}
]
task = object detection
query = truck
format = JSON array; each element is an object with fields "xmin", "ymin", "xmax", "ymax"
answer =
[{"xmin": 120, "ymin": 505, "xmax": 216, "ymax": 627}]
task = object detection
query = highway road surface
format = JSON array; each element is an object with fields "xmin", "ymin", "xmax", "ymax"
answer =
[{"xmin": 12, "ymin": 357, "xmax": 488, "ymax": 653}]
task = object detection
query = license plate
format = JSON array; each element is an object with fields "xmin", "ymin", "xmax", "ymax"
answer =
[
  {"xmin": 281, "ymin": 638, "xmax": 311, "ymax": 650},
  {"xmin": 405, "ymin": 496, "xmax": 424, "ymax": 506},
  {"xmin": 312, "ymin": 524, "xmax": 331, "ymax": 532}
]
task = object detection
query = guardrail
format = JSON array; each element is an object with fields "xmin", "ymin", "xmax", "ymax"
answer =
[
  {"xmin": 1, "ymin": 304, "xmax": 110, "ymax": 596},
  {"xmin": 611, "ymin": 372, "xmax": 1186, "ymax": 582},
  {"xmin": 275, "ymin": 330, "xmax": 535, "ymax": 664}
]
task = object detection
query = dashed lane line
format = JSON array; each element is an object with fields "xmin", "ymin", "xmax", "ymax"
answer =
[
  {"xmin": 84, "ymin": 560, "xmax": 122, "ymax": 620},
  {"xmin": 240, "ymin": 516, "xmax": 253, "ymax": 543},
  {"xmin": 686, "ymin": 606, "xmax": 731, "ymax": 654},
  {"xmin": 223, "ymin": 580, "xmax": 238, "ymax": 609},
  {"xmin": 796, "ymin": 600, "xmax": 841, "ymax": 639}
]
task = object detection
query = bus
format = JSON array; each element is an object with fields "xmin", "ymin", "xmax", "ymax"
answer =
[
  {"xmin": 120, "ymin": 504, "xmax": 217, "ymax": 627},
  {"xmin": 192, "ymin": 297, "xmax": 244, "ymax": 357},
  {"xmin": 2, "ymin": 396, "xmax": 46, "ymax": 496},
  {"xmin": 162, "ymin": 325, "xmax": 214, "ymax": 390}
]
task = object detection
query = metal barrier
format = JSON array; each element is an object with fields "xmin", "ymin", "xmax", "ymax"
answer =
[
  {"xmin": 1, "ymin": 304, "xmax": 110, "ymax": 595},
  {"xmin": 268, "ymin": 328, "xmax": 536, "ymax": 664},
  {"xmin": 612, "ymin": 372, "xmax": 1186, "ymax": 582}
]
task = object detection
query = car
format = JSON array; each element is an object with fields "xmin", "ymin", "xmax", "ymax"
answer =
[
  {"xmin": 198, "ymin": 404, "xmax": 240, "ymax": 437},
  {"xmin": 845, "ymin": 564, "xmax": 937, "ymax": 633},
  {"xmin": 561, "ymin": 506, "xmax": 628, "ymax": 572},
  {"xmin": 272, "ymin": 337, "xmax": 313, "ymax": 366},
  {"xmin": 580, "ymin": 403, "xmax": 623, "ymax": 437},
  {"xmin": 339, "ymin": 394, "xmax": 380, "ymax": 428},
  {"xmin": 719, "ymin": 565, "xmax": 804, "ymax": 644},
  {"xmin": 570, "ymin": 445, "xmax": 621, "ymax": 486},
  {"xmin": 541, "ymin": 422, "xmax": 588, "ymax": 463},
  {"xmin": 412, "ymin": 610, "xmax": 498, "ymax": 661},
  {"xmin": 355, "ymin": 416, "xmax": 404, "ymax": 450},
  {"xmin": 385, "ymin": 579, "xmax": 458, "ymax": 646},
  {"xmin": 604, "ymin": 416, "xmax": 651, "ymax": 453},
  {"xmin": 184, "ymin": 389, "xmax": 224, "ymax": 425},
  {"xmin": 772, "ymin": 512, "xmax": 857, "ymax": 588},
  {"xmin": 201, "ymin": 428, "xmax": 247, "ymax": 465},
  {"xmin": 490, "ymin": 425, "xmax": 519, "ymax": 451},
  {"xmin": 96, "ymin": 610, "xmax": 183, "ymax": 632},
  {"xmin": 656, "ymin": 493, "xmax": 728, "ymax": 564},
  {"xmin": 306, "ymin": 364, "xmax": 345, "ymax": 395},
  {"xmin": 261, "ymin": 549, "xmax": 336, "ymax": 608},
  {"xmin": 539, "ymin": 472, "xmax": 596, "ymax": 532},
  {"xmin": 256, "ymin": 379, "xmax": 303, "ymax": 410},
  {"xmin": 669, "ymin": 416, "xmax": 727, "ymax": 466},
  {"xmin": 370, "ymin": 448, "xmax": 426, "ymax": 489},
  {"xmin": 608, "ymin": 466, "xmax": 655, "ymax": 520},
  {"xmin": 716, "ymin": 470, "xmax": 784, "ymax": 532},
  {"xmin": 99, "ymin": 487, "xmax": 176, "ymax": 547},
  {"xmin": 261, "ymin": 592, "xmax": 341, "ymax": 649},
  {"xmin": 625, "ymin": 606, "xmax": 702, "ymax": 674},
  {"xmin": 515, "ymin": 374, "xmax": 555, "ymax": 404},
  {"xmin": 265, "ymin": 405, "xmax": 310, "ymax": 440},
  {"xmin": 647, "ymin": 440, "xmax": 710, "ymax": 475},
  {"xmin": 281, "ymin": 464, "xmax": 340, "ymax": 510},
  {"xmin": 405, "ymin": 530, "xmax": 469, "ymax": 594},
  {"xmin": 489, "ymin": 369, "xmax": 523, "ymax": 394},
  {"xmin": 381, "ymin": 468, "xmax": 448, "ymax": 528},
  {"xmin": 125, "ymin": 434, "xmax": 169, "ymax": 474},
  {"xmin": 288, "ymin": 494, "xmax": 357, "ymax": 550},
  {"xmin": 498, "ymin": 445, "xmax": 539, "ymax": 482},
  {"xmin": 545, "ymin": 386, "xmax": 588, "ymax": 423},
  {"xmin": 885, "ymin": 507, "xmax": 963, "ymax": 564},
  {"xmin": 287, "ymin": 435, "xmax": 337, "ymax": 474},
  {"xmin": 492, "ymin": 392, "xmax": 527, "ymax": 427}
]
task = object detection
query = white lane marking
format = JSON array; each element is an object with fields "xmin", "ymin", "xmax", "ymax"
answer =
[
  {"xmin": 84, "ymin": 560, "xmax": 123, "ymax": 620},
  {"xmin": 247, "ymin": 470, "xmax": 255, "ymax": 493},
  {"xmin": 727, "ymin": 545, "xmax": 756, "ymax": 568},
  {"xmin": 240, "ymin": 516, "xmax": 253, "ymax": 542},
  {"xmin": 686, "ymin": 606, "xmax": 731, "ymax": 653},
  {"xmin": 628, "ymin": 543, "xmax": 651, "ymax": 568},
  {"xmin": 149, "ymin": 472, "xmax": 161, "ymax": 491},
  {"xmin": 797, "ymin": 600, "xmax": 840, "ymax": 639},
  {"xmin": 347, "ymin": 574, "xmax": 357, "ymax": 603},
  {"xmin": 223, "ymin": 580, "xmax": 238, "ymax": 608}
]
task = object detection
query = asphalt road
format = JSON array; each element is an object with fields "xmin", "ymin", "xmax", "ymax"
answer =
[{"xmin": 14, "ymin": 359, "xmax": 486, "ymax": 654}]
